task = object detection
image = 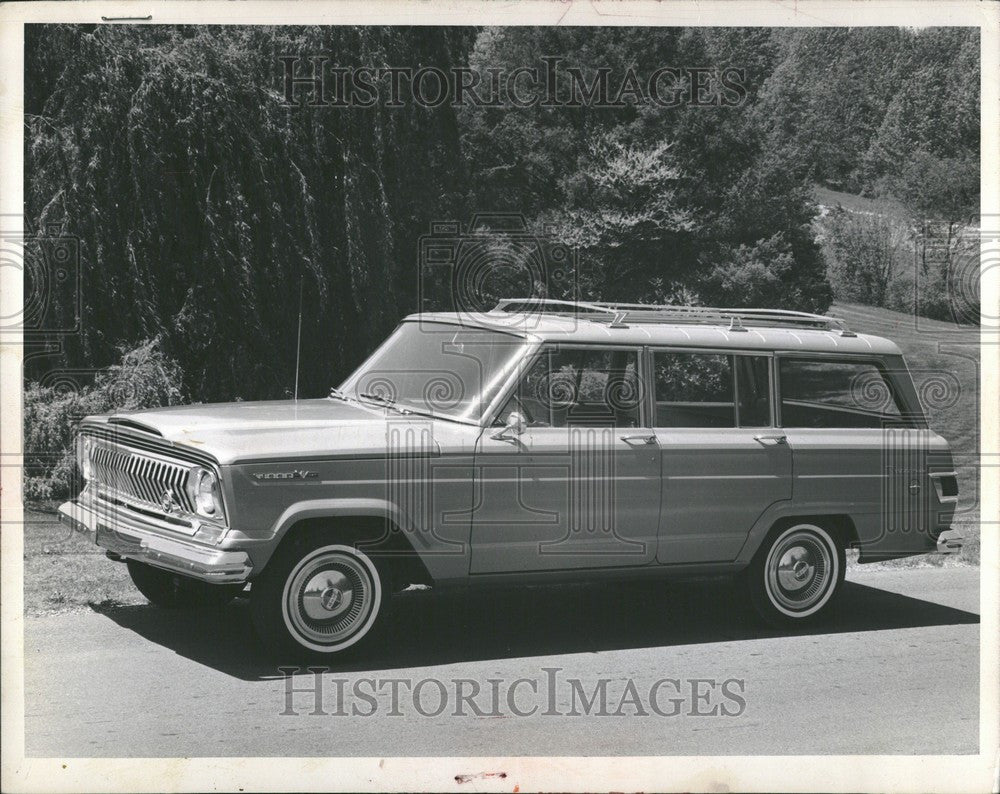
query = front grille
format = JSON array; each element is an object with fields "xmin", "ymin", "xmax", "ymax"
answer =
[{"xmin": 90, "ymin": 442, "xmax": 195, "ymax": 513}]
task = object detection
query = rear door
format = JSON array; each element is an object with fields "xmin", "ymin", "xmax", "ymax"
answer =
[
  {"xmin": 652, "ymin": 349, "xmax": 792, "ymax": 564},
  {"xmin": 775, "ymin": 354, "xmax": 939, "ymax": 558}
]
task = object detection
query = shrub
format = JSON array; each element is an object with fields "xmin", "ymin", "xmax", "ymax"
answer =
[
  {"xmin": 23, "ymin": 385, "xmax": 105, "ymax": 503},
  {"xmin": 820, "ymin": 206, "xmax": 979, "ymax": 324},
  {"xmin": 95, "ymin": 338, "xmax": 185, "ymax": 410},
  {"xmin": 23, "ymin": 338, "xmax": 185, "ymax": 504},
  {"xmin": 823, "ymin": 208, "xmax": 909, "ymax": 308},
  {"xmin": 702, "ymin": 233, "xmax": 808, "ymax": 309},
  {"xmin": 903, "ymin": 223, "xmax": 980, "ymax": 323}
]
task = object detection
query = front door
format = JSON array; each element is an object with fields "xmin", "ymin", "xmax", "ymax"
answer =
[
  {"xmin": 470, "ymin": 346, "xmax": 661, "ymax": 574},
  {"xmin": 651, "ymin": 350, "xmax": 792, "ymax": 564}
]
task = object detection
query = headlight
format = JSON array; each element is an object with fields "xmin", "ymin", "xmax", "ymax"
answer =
[
  {"xmin": 77, "ymin": 436, "xmax": 94, "ymax": 481},
  {"xmin": 186, "ymin": 466, "xmax": 223, "ymax": 518}
]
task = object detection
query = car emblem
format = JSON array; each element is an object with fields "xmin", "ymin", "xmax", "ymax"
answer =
[
  {"xmin": 160, "ymin": 488, "xmax": 178, "ymax": 513},
  {"xmin": 251, "ymin": 469, "xmax": 319, "ymax": 481}
]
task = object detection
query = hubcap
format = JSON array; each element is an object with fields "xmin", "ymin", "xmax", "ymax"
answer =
[
  {"xmin": 301, "ymin": 569, "xmax": 354, "ymax": 620},
  {"xmin": 282, "ymin": 547, "xmax": 379, "ymax": 648},
  {"xmin": 777, "ymin": 545, "xmax": 817, "ymax": 591},
  {"xmin": 764, "ymin": 528, "xmax": 835, "ymax": 615}
]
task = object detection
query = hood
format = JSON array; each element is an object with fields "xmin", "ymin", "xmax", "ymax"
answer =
[{"xmin": 90, "ymin": 398, "xmax": 450, "ymax": 465}]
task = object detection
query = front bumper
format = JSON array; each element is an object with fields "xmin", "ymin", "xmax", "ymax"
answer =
[{"xmin": 58, "ymin": 500, "xmax": 253, "ymax": 584}]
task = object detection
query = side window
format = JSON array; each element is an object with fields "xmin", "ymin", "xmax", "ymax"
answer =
[
  {"xmin": 779, "ymin": 358, "xmax": 904, "ymax": 428},
  {"xmin": 497, "ymin": 347, "xmax": 641, "ymax": 428},
  {"xmin": 736, "ymin": 355, "xmax": 772, "ymax": 427},
  {"xmin": 653, "ymin": 352, "xmax": 735, "ymax": 428}
]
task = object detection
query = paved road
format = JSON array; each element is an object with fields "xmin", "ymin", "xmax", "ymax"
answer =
[{"xmin": 24, "ymin": 566, "xmax": 979, "ymax": 757}]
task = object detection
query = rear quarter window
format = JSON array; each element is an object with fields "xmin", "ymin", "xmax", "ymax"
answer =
[{"xmin": 778, "ymin": 358, "xmax": 908, "ymax": 428}]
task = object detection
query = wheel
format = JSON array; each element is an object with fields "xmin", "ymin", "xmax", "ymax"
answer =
[
  {"xmin": 126, "ymin": 559, "xmax": 244, "ymax": 609},
  {"xmin": 250, "ymin": 532, "xmax": 391, "ymax": 661},
  {"xmin": 741, "ymin": 523, "xmax": 845, "ymax": 627}
]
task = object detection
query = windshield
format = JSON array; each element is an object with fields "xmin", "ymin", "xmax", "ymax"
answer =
[{"xmin": 339, "ymin": 322, "xmax": 528, "ymax": 422}]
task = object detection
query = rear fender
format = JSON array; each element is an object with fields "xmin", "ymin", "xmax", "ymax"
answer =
[{"xmin": 735, "ymin": 502, "xmax": 859, "ymax": 567}]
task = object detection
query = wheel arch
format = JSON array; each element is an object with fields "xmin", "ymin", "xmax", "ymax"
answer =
[
  {"xmin": 737, "ymin": 509, "xmax": 859, "ymax": 568},
  {"xmin": 252, "ymin": 499, "xmax": 436, "ymax": 588}
]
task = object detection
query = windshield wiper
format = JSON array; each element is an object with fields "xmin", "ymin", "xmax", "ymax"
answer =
[
  {"xmin": 358, "ymin": 391, "xmax": 412, "ymax": 414},
  {"xmin": 353, "ymin": 391, "xmax": 465, "ymax": 422},
  {"xmin": 328, "ymin": 387, "xmax": 349, "ymax": 402}
]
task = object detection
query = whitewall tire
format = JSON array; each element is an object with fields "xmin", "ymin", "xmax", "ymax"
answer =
[
  {"xmin": 743, "ymin": 523, "xmax": 845, "ymax": 627},
  {"xmin": 251, "ymin": 533, "xmax": 390, "ymax": 660}
]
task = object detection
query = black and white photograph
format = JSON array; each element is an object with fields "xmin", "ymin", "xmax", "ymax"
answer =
[{"xmin": 1, "ymin": 1, "xmax": 997, "ymax": 792}]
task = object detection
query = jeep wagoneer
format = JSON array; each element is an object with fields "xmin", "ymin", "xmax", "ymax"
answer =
[{"xmin": 59, "ymin": 300, "xmax": 962, "ymax": 658}]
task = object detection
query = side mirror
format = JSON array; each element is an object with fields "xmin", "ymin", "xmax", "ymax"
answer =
[{"xmin": 491, "ymin": 410, "xmax": 526, "ymax": 441}]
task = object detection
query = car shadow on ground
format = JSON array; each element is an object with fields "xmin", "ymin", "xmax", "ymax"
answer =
[{"xmin": 91, "ymin": 572, "xmax": 980, "ymax": 682}]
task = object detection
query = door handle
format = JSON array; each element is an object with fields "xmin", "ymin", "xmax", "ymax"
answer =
[
  {"xmin": 621, "ymin": 434, "xmax": 657, "ymax": 445},
  {"xmin": 754, "ymin": 434, "xmax": 787, "ymax": 446}
]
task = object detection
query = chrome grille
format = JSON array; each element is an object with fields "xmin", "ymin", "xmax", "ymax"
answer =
[{"xmin": 90, "ymin": 442, "xmax": 195, "ymax": 513}]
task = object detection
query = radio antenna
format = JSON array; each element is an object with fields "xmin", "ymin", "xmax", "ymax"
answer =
[{"xmin": 294, "ymin": 277, "xmax": 303, "ymax": 400}]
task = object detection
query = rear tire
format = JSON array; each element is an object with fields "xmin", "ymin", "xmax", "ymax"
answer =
[
  {"xmin": 127, "ymin": 559, "xmax": 244, "ymax": 609},
  {"xmin": 250, "ymin": 531, "xmax": 391, "ymax": 662},
  {"xmin": 741, "ymin": 523, "xmax": 845, "ymax": 627}
]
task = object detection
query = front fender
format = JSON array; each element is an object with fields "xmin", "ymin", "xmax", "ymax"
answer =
[{"xmin": 254, "ymin": 498, "xmax": 468, "ymax": 581}]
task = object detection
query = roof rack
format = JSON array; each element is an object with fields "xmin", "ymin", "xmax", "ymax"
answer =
[{"xmin": 492, "ymin": 298, "xmax": 856, "ymax": 336}]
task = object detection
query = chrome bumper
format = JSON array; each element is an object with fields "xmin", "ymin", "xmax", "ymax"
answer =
[
  {"xmin": 936, "ymin": 528, "xmax": 964, "ymax": 555},
  {"xmin": 58, "ymin": 500, "xmax": 253, "ymax": 584}
]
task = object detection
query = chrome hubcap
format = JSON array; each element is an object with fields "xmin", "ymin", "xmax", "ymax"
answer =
[
  {"xmin": 765, "ymin": 529, "xmax": 835, "ymax": 615},
  {"xmin": 283, "ymin": 548, "xmax": 378, "ymax": 647},
  {"xmin": 777, "ymin": 545, "xmax": 817, "ymax": 591},
  {"xmin": 301, "ymin": 569, "xmax": 354, "ymax": 620}
]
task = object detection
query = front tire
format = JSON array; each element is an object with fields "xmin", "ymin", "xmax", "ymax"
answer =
[
  {"xmin": 127, "ymin": 559, "xmax": 244, "ymax": 609},
  {"xmin": 741, "ymin": 523, "xmax": 845, "ymax": 627},
  {"xmin": 250, "ymin": 532, "xmax": 390, "ymax": 661}
]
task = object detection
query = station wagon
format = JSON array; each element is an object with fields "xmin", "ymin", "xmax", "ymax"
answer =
[{"xmin": 59, "ymin": 299, "xmax": 962, "ymax": 659}]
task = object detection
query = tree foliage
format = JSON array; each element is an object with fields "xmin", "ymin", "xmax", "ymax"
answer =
[
  {"xmin": 24, "ymin": 25, "xmax": 979, "ymax": 406},
  {"xmin": 460, "ymin": 27, "xmax": 831, "ymax": 312},
  {"xmin": 756, "ymin": 26, "xmax": 980, "ymax": 221},
  {"xmin": 26, "ymin": 25, "xmax": 471, "ymax": 401}
]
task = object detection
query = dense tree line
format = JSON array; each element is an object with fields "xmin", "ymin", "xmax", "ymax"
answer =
[
  {"xmin": 25, "ymin": 25, "xmax": 473, "ymax": 401},
  {"xmin": 758, "ymin": 27, "xmax": 978, "ymax": 220},
  {"xmin": 25, "ymin": 25, "xmax": 979, "ymax": 404}
]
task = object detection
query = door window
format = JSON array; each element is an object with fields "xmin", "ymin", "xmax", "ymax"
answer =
[
  {"xmin": 496, "ymin": 347, "xmax": 641, "ymax": 428},
  {"xmin": 653, "ymin": 352, "xmax": 735, "ymax": 427}
]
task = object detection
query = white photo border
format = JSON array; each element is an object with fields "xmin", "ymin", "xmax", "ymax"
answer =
[{"xmin": 1, "ymin": 2, "xmax": 996, "ymax": 792}]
